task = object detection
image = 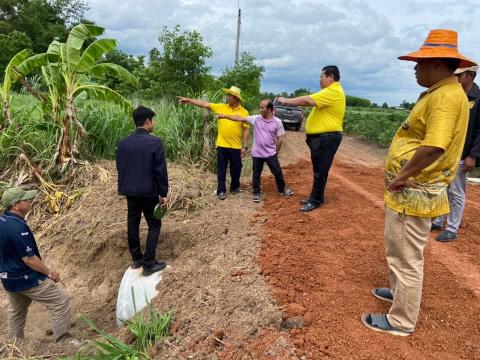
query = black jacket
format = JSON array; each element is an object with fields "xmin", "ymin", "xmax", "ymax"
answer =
[
  {"xmin": 462, "ymin": 82, "xmax": 480, "ymax": 160},
  {"xmin": 116, "ymin": 128, "xmax": 169, "ymax": 197}
]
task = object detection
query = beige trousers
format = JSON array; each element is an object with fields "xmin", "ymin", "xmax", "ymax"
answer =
[
  {"xmin": 384, "ymin": 206, "xmax": 431, "ymax": 331},
  {"xmin": 7, "ymin": 278, "xmax": 71, "ymax": 341}
]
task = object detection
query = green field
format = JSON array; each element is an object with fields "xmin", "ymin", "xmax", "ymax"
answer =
[{"xmin": 343, "ymin": 107, "xmax": 409, "ymax": 147}]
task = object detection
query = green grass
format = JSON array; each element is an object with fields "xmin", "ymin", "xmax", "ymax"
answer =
[
  {"xmin": 63, "ymin": 290, "xmax": 173, "ymax": 360},
  {"xmin": 343, "ymin": 107, "xmax": 408, "ymax": 147}
]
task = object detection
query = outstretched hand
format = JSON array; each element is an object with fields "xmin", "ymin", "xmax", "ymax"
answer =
[{"xmin": 176, "ymin": 96, "xmax": 189, "ymax": 105}]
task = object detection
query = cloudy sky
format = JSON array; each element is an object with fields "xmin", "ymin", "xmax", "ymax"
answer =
[{"xmin": 86, "ymin": 0, "xmax": 480, "ymax": 106}]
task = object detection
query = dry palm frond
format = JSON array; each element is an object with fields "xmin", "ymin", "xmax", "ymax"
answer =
[{"xmin": 0, "ymin": 153, "xmax": 86, "ymax": 214}]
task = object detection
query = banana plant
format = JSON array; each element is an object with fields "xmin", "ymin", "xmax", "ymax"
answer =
[
  {"xmin": 41, "ymin": 23, "xmax": 138, "ymax": 166},
  {"xmin": 0, "ymin": 49, "xmax": 49, "ymax": 130}
]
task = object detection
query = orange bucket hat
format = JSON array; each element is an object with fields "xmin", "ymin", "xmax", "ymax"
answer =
[{"xmin": 398, "ymin": 29, "xmax": 477, "ymax": 67}]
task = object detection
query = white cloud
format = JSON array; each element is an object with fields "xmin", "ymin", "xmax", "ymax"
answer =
[{"xmin": 86, "ymin": 0, "xmax": 480, "ymax": 106}]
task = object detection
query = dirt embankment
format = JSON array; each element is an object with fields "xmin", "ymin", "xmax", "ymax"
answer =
[
  {"xmin": 1, "ymin": 131, "xmax": 479, "ymax": 359},
  {"xmin": 0, "ymin": 160, "xmax": 283, "ymax": 359}
]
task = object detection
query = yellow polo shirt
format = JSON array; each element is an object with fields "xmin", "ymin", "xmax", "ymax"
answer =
[
  {"xmin": 306, "ymin": 82, "xmax": 346, "ymax": 134},
  {"xmin": 384, "ymin": 76, "xmax": 469, "ymax": 217},
  {"xmin": 210, "ymin": 103, "xmax": 249, "ymax": 149}
]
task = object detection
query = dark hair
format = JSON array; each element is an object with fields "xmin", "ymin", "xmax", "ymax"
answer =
[
  {"xmin": 264, "ymin": 99, "xmax": 274, "ymax": 111},
  {"xmin": 132, "ymin": 106, "xmax": 155, "ymax": 127},
  {"xmin": 438, "ymin": 58, "xmax": 461, "ymax": 72},
  {"xmin": 322, "ymin": 65, "xmax": 340, "ymax": 81},
  {"xmin": 465, "ymin": 70, "xmax": 477, "ymax": 80}
]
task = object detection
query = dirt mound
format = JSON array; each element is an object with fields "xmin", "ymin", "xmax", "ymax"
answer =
[
  {"xmin": 0, "ymin": 159, "xmax": 283, "ymax": 359},
  {"xmin": 0, "ymin": 160, "xmax": 216, "ymax": 355}
]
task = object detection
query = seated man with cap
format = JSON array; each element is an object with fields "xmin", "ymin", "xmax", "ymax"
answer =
[
  {"xmin": 177, "ymin": 86, "xmax": 250, "ymax": 200},
  {"xmin": 432, "ymin": 64, "xmax": 480, "ymax": 242},
  {"xmin": 0, "ymin": 187, "xmax": 72, "ymax": 342}
]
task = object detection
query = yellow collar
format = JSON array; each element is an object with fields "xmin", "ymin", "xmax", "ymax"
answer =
[{"xmin": 426, "ymin": 76, "xmax": 459, "ymax": 94}]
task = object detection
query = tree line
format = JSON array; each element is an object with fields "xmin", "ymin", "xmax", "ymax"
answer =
[{"xmin": 2, "ymin": 1, "xmax": 408, "ymax": 114}]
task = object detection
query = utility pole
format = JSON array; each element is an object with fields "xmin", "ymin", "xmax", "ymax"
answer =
[{"xmin": 235, "ymin": 4, "xmax": 241, "ymax": 65}]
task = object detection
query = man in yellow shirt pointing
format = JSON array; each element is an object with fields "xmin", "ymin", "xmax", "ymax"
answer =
[
  {"xmin": 278, "ymin": 65, "xmax": 346, "ymax": 212},
  {"xmin": 178, "ymin": 86, "xmax": 250, "ymax": 200}
]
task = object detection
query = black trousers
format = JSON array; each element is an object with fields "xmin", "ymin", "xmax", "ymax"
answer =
[
  {"xmin": 217, "ymin": 146, "xmax": 242, "ymax": 194},
  {"xmin": 306, "ymin": 133, "xmax": 343, "ymax": 205},
  {"xmin": 252, "ymin": 155, "xmax": 286, "ymax": 194},
  {"xmin": 126, "ymin": 196, "xmax": 161, "ymax": 266}
]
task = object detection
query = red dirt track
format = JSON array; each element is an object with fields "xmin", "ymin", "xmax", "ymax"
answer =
[{"xmin": 239, "ymin": 138, "xmax": 480, "ymax": 359}]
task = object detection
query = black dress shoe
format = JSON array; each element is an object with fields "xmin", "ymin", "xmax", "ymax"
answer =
[
  {"xmin": 300, "ymin": 201, "xmax": 321, "ymax": 212},
  {"xmin": 430, "ymin": 223, "xmax": 442, "ymax": 231},
  {"xmin": 142, "ymin": 261, "xmax": 167, "ymax": 276}
]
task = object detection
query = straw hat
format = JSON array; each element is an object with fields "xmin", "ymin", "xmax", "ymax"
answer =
[
  {"xmin": 222, "ymin": 86, "xmax": 245, "ymax": 102},
  {"xmin": 398, "ymin": 29, "xmax": 477, "ymax": 67}
]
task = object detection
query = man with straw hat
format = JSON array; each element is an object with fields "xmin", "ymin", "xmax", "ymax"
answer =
[
  {"xmin": 0, "ymin": 187, "xmax": 73, "ymax": 342},
  {"xmin": 431, "ymin": 64, "xmax": 480, "ymax": 242},
  {"xmin": 177, "ymin": 86, "xmax": 250, "ymax": 200},
  {"xmin": 361, "ymin": 29, "xmax": 475, "ymax": 336}
]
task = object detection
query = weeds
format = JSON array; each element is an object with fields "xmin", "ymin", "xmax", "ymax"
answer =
[
  {"xmin": 124, "ymin": 288, "xmax": 173, "ymax": 352},
  {"xmin": 63, "ymin": 289, "xmax": 172, "ymax": 360}
]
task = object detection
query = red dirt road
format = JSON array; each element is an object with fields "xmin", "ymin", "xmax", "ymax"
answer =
[{"xmin": 235, "ymin": 135, "xmax": 480, "ymax": 359}]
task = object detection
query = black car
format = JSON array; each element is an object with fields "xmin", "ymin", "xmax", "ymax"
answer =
[{"xmin": 273, "ymin": 102, "xmax": 304, "ymax": 131}]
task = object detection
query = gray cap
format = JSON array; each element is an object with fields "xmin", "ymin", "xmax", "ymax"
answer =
[{"xmin": 1, "ymin": 187, "xmax": 38, "ymax": 208}]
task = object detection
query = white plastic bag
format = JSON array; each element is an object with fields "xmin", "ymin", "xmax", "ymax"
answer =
[{"xmin": 115, "ymin": 266, "xmax": 166, "ymax": 327}]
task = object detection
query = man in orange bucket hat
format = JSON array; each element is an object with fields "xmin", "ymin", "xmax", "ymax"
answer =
[{"xmin": 361, "ymin": 29, "xmax": 475, "ymax": 336}]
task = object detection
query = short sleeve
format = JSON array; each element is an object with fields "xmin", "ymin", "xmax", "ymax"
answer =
[
  {"xmin": 310, "ymin": 88, "xmax": 337, "ymax": 109},
  {"xmin": 276, "ymin": 119, "xmax": 285, "ymax": 136},
  {"xmin": 246, "ymin": 116, "xmax": 257, "ymax": 125},
  {"xmin": 242, "ymin": 109, "xmax": 250, "ymax": 128},
  {"xmin": 422, "ymin": 94, "xmax": 463, "ymax": 150},
  {"xmin": 209, "ymin": 103, "xmax": 226, "ymax": 114},
  {"xmin": 12, "ymin": 232, "xmax": 36, "ymax": 258}
]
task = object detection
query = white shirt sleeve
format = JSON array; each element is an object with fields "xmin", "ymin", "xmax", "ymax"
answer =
[
  {"xmin": 276, "ymin": 118, "xmax": 285, "ymax": 136},
  {"xmin": 246, "ymin": 115, "xmax": 257, "ymax": 125}
]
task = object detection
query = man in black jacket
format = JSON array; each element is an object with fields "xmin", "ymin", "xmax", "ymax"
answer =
[
  {"xmin": 432, "ymin": 65, "xmax": 480, "ymax": 242},
  {"xmin": 116, "ymin": 106, "xmax": 169, "ymax": 276}
]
